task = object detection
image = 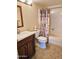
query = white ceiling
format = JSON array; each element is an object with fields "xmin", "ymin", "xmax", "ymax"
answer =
[{"xmin": 33, "ymin": 0, "xmax": 62, "ymax": 6}]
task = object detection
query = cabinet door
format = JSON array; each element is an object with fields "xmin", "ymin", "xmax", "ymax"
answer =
[
  {"xmin": 28, "ymin": 41, "xmax": 33, "ymax": 57},
  {"xmin": 18, "ymin": 44, "xmax": 28, "ymax": 59},
  {"xmin": 28, "ymin": 38, "xmax": 35, "ymax": 58}
]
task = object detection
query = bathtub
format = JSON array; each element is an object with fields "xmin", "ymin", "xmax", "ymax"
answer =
[{"xmin": 48, "ymin": 36, "xmax": 62, "ymax": 46}]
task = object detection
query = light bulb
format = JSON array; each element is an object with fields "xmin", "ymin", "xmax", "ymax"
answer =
[
  {"xmin": 19, "ymin": 0, "xmax": 25, "ymax": 2},
  {"xmin": 27, "ymin": 0, "xmax": 32, "ymax": 5}
]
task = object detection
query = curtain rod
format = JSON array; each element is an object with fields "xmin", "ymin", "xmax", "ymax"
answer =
[
  {"xmin": 48, "ymin": 5, "xmax": 62, "ymax": 9},
  {"xmin": 49, "ymin": 7, "xmax": 62, "ymax": 9}
]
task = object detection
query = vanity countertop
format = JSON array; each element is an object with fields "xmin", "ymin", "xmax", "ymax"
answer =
[{"xmin": 17, "ymin": 31, "xmax": 36, "ymax": 41}]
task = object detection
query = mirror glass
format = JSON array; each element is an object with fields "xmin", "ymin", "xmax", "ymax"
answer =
[{"xmin": 17, "ymin": 5, "xmax": 24, "ymax": 28}]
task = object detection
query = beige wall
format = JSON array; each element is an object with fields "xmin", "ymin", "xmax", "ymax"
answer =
[{"xmin": 17, "ymin": 1, "xmax": 39, "ymax": 32}]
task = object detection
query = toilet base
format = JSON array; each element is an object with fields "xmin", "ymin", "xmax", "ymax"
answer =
[{"xmin": 39, "ymin": 42, "xmax": 46, "ymax": 48}]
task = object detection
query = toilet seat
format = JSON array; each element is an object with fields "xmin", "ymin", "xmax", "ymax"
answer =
[{"xmin": 37, "ymin": 36, "xmax": 47, "ymax": 42}]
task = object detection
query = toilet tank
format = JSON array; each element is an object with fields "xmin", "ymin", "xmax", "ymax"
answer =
[{"xmin": 35, "ymin": 30, "xmax": 40, "ymax": 38}]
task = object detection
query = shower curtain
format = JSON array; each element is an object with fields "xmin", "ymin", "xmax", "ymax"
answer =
[{"xmin": 39, "ymin": 9, "xmax": 50, "ymax": 38}]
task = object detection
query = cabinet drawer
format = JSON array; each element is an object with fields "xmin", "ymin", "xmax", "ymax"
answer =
[{"xmin": 17, "ymin": 39, "xmax": 27, "ymax": 48}]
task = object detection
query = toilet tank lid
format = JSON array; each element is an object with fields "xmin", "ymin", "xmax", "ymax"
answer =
[{"xmin": 37, "ymin": 36, "xmax": 47, "ymax": 40}]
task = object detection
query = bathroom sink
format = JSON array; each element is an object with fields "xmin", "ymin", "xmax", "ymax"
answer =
[{"xmin": 19, "ymin": 31, "xmax": 30, "ymax": 34}]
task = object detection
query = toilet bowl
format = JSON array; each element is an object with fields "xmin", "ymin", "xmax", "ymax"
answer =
[{"xmin": 35, "ymin": 30, "xmax": 47, "ymax": 48}]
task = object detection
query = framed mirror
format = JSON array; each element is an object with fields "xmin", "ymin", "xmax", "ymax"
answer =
[{"xmin": 17, "ymin": 5, "xmax": 23, "ymax": 28}]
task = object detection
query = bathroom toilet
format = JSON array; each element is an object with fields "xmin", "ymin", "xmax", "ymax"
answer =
[{"xmin": 35, "ymin": 30, "xmax": 47, "ymax": 48}]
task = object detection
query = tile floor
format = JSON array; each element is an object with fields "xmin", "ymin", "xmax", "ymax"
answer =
[{"xmin": 32, "ymin": 44, "xmax": 62, "ymax": 59}]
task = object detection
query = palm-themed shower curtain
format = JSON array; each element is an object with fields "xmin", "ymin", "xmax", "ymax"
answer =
[{"xmin": 39, "ymin": 9, "xmax": 50, "ymax": 37}]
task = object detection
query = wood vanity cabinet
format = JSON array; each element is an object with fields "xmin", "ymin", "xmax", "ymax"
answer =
[{"xmin": 17, "ymin": 34, "xmax": 35, "ymax": 59}]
